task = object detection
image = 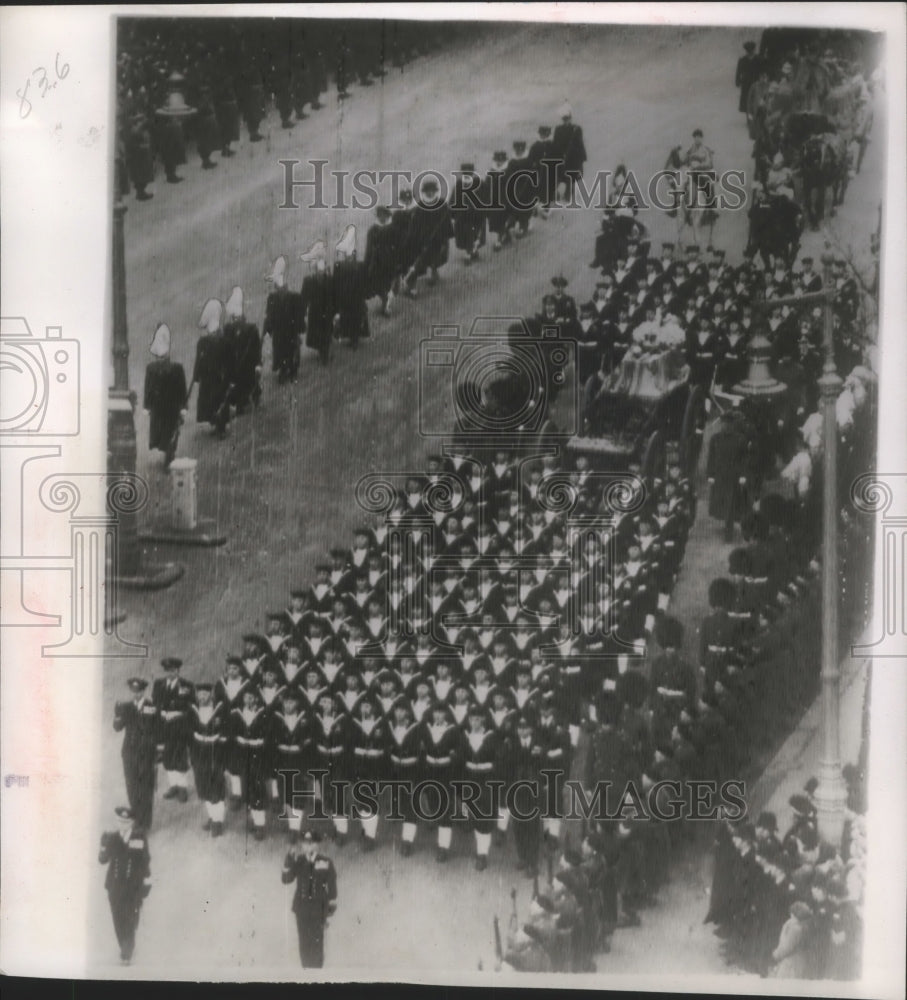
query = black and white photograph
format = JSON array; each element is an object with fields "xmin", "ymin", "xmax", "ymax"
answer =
[{"xmin": 0, "ymin": 4, "xmax": 905, "ymax": 993}]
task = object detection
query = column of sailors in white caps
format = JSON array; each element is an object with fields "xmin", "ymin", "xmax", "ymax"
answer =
[{"xmin": 142, "ymin": 103, "xmax": 588, "ymax": 455}]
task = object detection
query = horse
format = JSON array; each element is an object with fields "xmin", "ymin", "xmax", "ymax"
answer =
[
  {"xmin": 662, "ymin": 147, "xmax": 719, "ymax": 248},
  {"xmin": 799, "ymin": 133, "xmax": 848, "ymax": 229}
]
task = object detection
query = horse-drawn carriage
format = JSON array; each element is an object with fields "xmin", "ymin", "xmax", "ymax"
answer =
[
  {"xmin": 750, "ymin": 32, "xmax": 874, "ymax": 231},
  {"xmin": 567, "ymin": 347, "xmax": 707, "ymax": 481}
]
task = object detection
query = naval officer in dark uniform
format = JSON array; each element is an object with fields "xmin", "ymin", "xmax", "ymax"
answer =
[
  {"xmin": 282, "ymin": 829, "xmax": 338, "ymax": 968},
  {"xmin": 113, "ymin": 677, "xmax": 159, "ymax": 832},
  {"xmin": 98, "ymin": 806, "xmax": 152, "ymax": 964}
]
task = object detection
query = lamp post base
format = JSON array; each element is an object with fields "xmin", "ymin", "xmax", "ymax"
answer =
[
  {"xmin": 138, "ymin": 518, "xmax": 227, "ymax": 548},
  {"xmin": 113, "ymin": 561, "xmax": 185, "ymax": 591},
  {"xmin": 814, "ymin": 759, "xmax": 849, "ymax": 848},
  {"xmin": 103, "ymin": 610, "xmax": 128, "ymax": 630}
]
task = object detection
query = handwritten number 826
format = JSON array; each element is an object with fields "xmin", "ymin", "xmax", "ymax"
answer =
[{"xmin": 17, "ymin": 53, "xmax": 70, "ymax": 119}]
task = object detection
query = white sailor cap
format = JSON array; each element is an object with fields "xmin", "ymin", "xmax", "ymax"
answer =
[
  {"xmin": 149, "ymin": 322, "xmax": 171, "ymax": 357},
  {"xmin": 198, "ymin": 298, "xmax": 224, "ymax": 334},
  {"xmin": 225, "ymin": 285, "xmax": 244, "ymax": 319}
]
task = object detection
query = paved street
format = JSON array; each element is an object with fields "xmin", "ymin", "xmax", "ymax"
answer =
[{"xmin": 93, "ymin": 21, "xmax": 883, "ymax": 979}]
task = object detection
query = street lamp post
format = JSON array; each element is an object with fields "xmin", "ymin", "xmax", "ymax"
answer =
[
  {"xmin": 107, "ymin": 195, "xmax": 184, "ymax": 590},
  {"xmin": 752, "ymin": 251, "xmax": 848, "ymax": 846}
]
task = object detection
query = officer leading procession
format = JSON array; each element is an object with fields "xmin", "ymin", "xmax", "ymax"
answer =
[{"xmin": 94, "ymin": 11, "xmax": 894, "ymax": 988}]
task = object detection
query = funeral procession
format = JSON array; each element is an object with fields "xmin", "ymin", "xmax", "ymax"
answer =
[{"xmin": 95, "ymin": 13, "xmax": 885, "ymax": 983}]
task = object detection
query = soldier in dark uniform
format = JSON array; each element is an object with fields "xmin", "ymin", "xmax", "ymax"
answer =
[
  {"xmin": 699, "ymin": 578, "xmax": 739, "ymax": 688},
  {"xmin": 650, "ymin": 617, "xmax": 697, "ymax": 746},
  {"xmin": 832, "ymin": 257, "xmax": 860, "ymax": 327},
  {"xmin": 300, "ymin": 243, "xmax": 335, "ymax": 366},
  {"xmin": 214, "ymin": 655, "xmax": 250, "ymax": 806},
  {"xmin": 125, "ymin": 111, "xmax": 154, "ymax": 200},
  {"xmin": 795, "ymin": 256, "xmax": 823, "ymax": 294},
  {"xmin": 263, "ymin": 255, "xmax": 304, "ymax": 384},
  {"xmin": 223, "ymin": 286, "xmax": 262, "ymax": 414},
  {"xmin": 388, "ymin": 700, "xmax": 422, "ymax": 856},
  {"xmin": 528, "ymin": 124, "xmax": 556, "ymax": 214},
  {"xmin": 686, "ymin": 319, "xmax": 725, "ymax": 388},
  {"xmin": 350, "ymin": 696, "xmax": 388, "ymax": 851},
  {"xmin": 735, "ymin": 41, "xmax": 762, "ymax": 114},
  {"xmin": 420, "ymin": 701, "xmax": 463, "ymax": 862},
  {"xmin": 483, "ymin": 151, "xmax": 512, "ymax": 252},
  {"xmin": 195, "ymin": 86, "xmax": 221, "ymax": 170},
  {"xmin": 551, "ymin": 101, "xmax": 587, "ymax": 203},
  {"xmin": 507, "ymin": 714, "xmax": 544, "ymax": 877},
  {"xmin": 707, "ymin": 410, "xmax": 751, "ymax": 542},
  {"xmin": 332, "ymin": 226, "xmax": 370, "ymax": 350},
  {"xmin": 716, "ymin": 319, "xmax": 750, "ymax": 391},
  {"xmin": 590, "ymin": 211, "xmax": 620, "ymax": 273},
  {"xmin": 463, "ymin": 704, "xmax": 503, "ymax": 871},
  {"xmin": 390, "ymin": 188, "xmax": 416, "ymax": 285},
  {"xmin": 365, "ymin": 206, "xmax": 399, "ymax": 315},
  {"xmin": 239, "ymin": 64, "xmax": 266, "ymax": 142},
  {"xmin": 312, "ymin": 692, "xmax": 353, "ymax": 844},
  {"xmin": 189, "ymin": 682, "xmax": 228, "ymax": 836},
  {"xmin": 230, "ymin": 687, "xmax": 271, "ymax": 840},
  {"xmin": 189, "ymin": 298, "xmax": 232, "ymax": 439},
  {"xmin": 536, "ymin": 698, "xmax": 571, "ymax": 849},
  {"xmin": 143, "ymin": 322, "xmax": 187, "ymax": 467},
  {"xmin": 98, "ymin": 806, "xmax": 152, "ymax": 965},
  {"xmin": 505, "ymin": 140, "xmax": 537, "ymax": 238},
  {"xmin": 451, "ymin": 162, "xmax": 486, "ymax": 264},
  {"xmin": 271, "ymin": 688, "xmax": 312, "ymax": 843},
  {"xmin": 113, "ymin": 679, "xmax": 159, "ymax": 833},
  {"xmin": 155, "ymin": 111, "xmax": 187, "ymax": 184},
  {"xmin": 549, "ymin": 275, "xmax": 578, "ymax": 324},
  {"xmin": 282, "ymin": 829, "xmax": 338, "ymax": 968},
  {"xmin": 214, "ymin": 74, "xmax": 240, "ymax": 159},
  {"xmin": 152, "ymin": 657, "xmax": 194, "ymax": 804},
  {"xmin": 403, "ymin": 179, "xmax": 453, "ymax": 296}
]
